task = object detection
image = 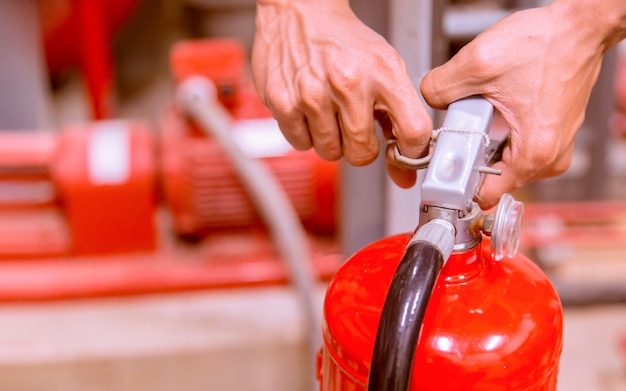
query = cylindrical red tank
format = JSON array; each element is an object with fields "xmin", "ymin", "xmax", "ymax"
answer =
[{"xmin": 319, "ymin": 234, "xmax": 563, "ymax": 390}]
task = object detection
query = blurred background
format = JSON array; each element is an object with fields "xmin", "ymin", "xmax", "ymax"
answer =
[{"xmin": 0, "ymin": 0, "xmax": 625, "ymax": 390}]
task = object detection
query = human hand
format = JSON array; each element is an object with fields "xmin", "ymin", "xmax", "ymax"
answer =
[
  {"xmin": 252, "ymin": 0, "xmax": 432, "ymax": 188},
  {"xmin": 421, "ymin": 0, "xmax": 623, "ymax": 209}
]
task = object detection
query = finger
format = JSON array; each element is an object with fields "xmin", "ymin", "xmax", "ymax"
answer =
[
  {"xmin": 375, "ymin": 83, "xmax": 432, "ymax": 160},
  {"xmin": 297, "ymin": 78, "xmax": 343, "ymax": 161},
  {"xmin": 299, "ymin": 93, "xmax": 342, "ymax": 161},
  {"xmin": 375, "ymin": 110, "xmax": 394, "ymax": 140},
  {"xmin": 374, "ymin": 73, "xmax": 431, "ymax": 188},
  {"xmin": 337, "ymin": 113, "xmax": 379, "ymax": 166},
  {"xmin": 307, "ymin": 111, "xmax": 343, "ymax": 161},
  {"xmin": 326, "ymin": 58, "xmax": 381, "ymax": 165},
  {"xmin": 385, "ymin": 143, "xmax": 417, "ymax": 188},
  {"xmin": 267, "ymin": 102, "xmax": 313, "ymax": 151},
  {"xmin": 361, "ymin": 50, "xmax": 433, "ymax": 160},
  {"xmin": 334, "ymin": 91, "xmax": 379, "ymax": 167}
]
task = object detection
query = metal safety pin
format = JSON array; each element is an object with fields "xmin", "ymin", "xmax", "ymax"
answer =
[{"xmin": 393, "ymin": 144, "xmax": 432, "ymax": 170}]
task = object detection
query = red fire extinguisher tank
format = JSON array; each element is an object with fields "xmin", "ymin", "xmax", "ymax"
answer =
[{"xmin": 319, "ymin": 234, "xmax": 563, "ymax": 390}]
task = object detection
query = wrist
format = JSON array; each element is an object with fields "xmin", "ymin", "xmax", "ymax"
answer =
[
  {"xmin": 256, "ymin": 0, "xmax": 348, "ymax": 6},
  {"xmin": 550, "ymin": 0, "xmax": 626, "ymax": 52},
  {"xmin": 255, "ymin": 0, "xmax": 353, "ymax": 29}
]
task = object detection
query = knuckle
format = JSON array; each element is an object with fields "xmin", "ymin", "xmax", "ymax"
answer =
[
  {"xmin": 313, "ymin": 138, "xmax": 342, "ymax": 161},
  {"xmin": 328, "ymin": 63, "xmax": 361, "ymax": 92},
  {"xmin": 317, "ymin": 147, "xmax": 343, "ymax": 161},
  {"xmin": 295, "ymin": 75, "xmax": 326, "ymax": 110},
  {"xmin": 527, "ymin": 133, "xmax": 561, "ymax": 167},
  {"xmin": 345, "ymin": 147, "xmax": 379, "ymax": 166},
  {"xmin": 550, "ymin": 151, "xmax": 574, "ymax": 176},
  {"xmin": 343, "ymin": 121, "xmax": 372, "ymax": 142},
  {"xmin": 378, "ymin": 50, "xmax": 406, "ymax": 71},
  {"xmin": 285, "ymin": 130, "xmax": 312, "ymax": 151},
  {"xmin": 400, "ymin": 127, "xmax": 430, "ymax": 148},
  {"xmin": 344, "ymin": 134, "xmax": 379, "ymax": 166},
  {"xmin": 395, "ymin": 128, "xmax": 432, "ymax": 158},
  {"xmin": 373, "ymin": 51, "xmax": 411, "ymax": 84},
  {"xmin": 465, "ymin": 44, "xmax": 498, "ymax": 78},
  {"xmin": 550, "ymin": 161, "xmax": 571, "ymax": 176},
  {"xmin": 532, "ymin": 148, "xmax": 559, "ymax": 167},
  {"xmin": 266, "ymin": 92, "xmax": 296, "ymax": 117}
]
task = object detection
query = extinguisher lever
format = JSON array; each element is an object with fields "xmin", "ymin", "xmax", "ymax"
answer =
[{"xmin": 421, "ymin": 96, "xmax": 494, "ymax": 214}]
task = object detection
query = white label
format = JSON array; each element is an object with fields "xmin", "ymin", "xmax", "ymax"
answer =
[
  {"xmin": 230, "ymin": 118, "xmax": 292, "ymax": 158},
  {"xmin": 87, "ymin": 121, "xmax": 131, "ymax": 185}
]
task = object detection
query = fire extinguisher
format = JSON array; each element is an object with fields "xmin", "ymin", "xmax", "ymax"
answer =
[{"xmin": 318, "ymin": 97, "xmax": 563, "ymax": 390}]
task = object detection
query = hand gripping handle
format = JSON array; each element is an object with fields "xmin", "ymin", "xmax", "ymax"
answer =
[{"xmin": 421, "ymin": 97, "xmax": 494, "ymax": 212}]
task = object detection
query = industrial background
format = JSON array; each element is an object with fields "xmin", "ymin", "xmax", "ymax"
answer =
[{"xmin": 0, "ymin": 0, "xmax": 625, "ymax": 390}]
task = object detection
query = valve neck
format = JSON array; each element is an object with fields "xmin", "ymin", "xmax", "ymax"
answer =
[
  {"xmin": 419, "ymin": 202, "xmax": 483, "ymax": 252},
  {"xmin": 443, "ymin": 241, "xmax": 485, "ymax": 285}
]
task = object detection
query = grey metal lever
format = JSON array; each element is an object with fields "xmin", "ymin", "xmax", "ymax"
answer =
[{"xmin": 421, "ymin": 96, "xmax": 494, "ymax": 212}]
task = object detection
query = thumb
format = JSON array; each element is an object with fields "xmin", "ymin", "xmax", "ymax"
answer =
[{"xmin": 420, "ymin": 56, "xmax": 480, "ymax": 110}]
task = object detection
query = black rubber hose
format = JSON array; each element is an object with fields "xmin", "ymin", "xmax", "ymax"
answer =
[{"xmin": 367, "ymin": 241, "xmax": 444, "ymax": 391}]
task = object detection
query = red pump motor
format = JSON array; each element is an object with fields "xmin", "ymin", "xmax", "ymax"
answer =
[
  {"xmin": 319, "ymin": 98, "xmax": 563, "ymax": 390},
  {"xmin": 161, "ymin": 39, "xmax": 338, "ymax": 237},
  {"xmin": 0, "ymin": 121, "xmax": 156, "ymax": 259}
]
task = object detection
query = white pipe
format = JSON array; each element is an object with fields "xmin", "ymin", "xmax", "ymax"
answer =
[{"xmin": 176, "ymin": 76, "xmax": 321, "ymax": 391}]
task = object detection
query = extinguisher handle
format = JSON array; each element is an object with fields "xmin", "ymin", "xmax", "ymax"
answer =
[
  {"xmin": 367, "ymin": 220, "xmax": 455, "ymax": 391},
  {"xmin": 421, "ymin": 96, "xmax": 494, "ymax": 212}
]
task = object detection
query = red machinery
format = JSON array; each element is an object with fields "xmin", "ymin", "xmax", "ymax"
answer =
[
  {"xmin": 162, "ymin": 39, "xmax": 337, "ymax": 237},
  {"xmin": 39, "ymin": 0, "xmax": 142, "ymax": 119},
  {"xmin": 318, "ymin": 98, "xmax": 563, "ymax": 390},
  {"xmin": 0, "ymin": 121, "xmax": 155, "ymax": 258},
  {"xmin": 0, "ymin": 38, "xmax": 341, "ymax": 301}
]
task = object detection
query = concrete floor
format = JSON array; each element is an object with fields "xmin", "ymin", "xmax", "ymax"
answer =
[
  {"xmin": 0, "ymin": 287, "xmax": 325, "ymax": 391},
  {"xmin": 0, "ymin": 286, "xmax": 625, "ymax": 391},
  {"xmin": 560, "ymin": 305, "xmax": 626, "ymax": 391}
]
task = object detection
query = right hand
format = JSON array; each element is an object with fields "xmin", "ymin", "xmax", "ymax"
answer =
[{"xmin": 421, "ymin": 2, "xmax": 610, "ymax": 209}]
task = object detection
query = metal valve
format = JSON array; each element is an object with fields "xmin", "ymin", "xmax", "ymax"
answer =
[
  {"xmin": 414, "ymin": 96, "xmax": 524, "ymax": 258},
  {"xmin": 420, "ymin": 97, "xmax": 494, "ymax": 214}
]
